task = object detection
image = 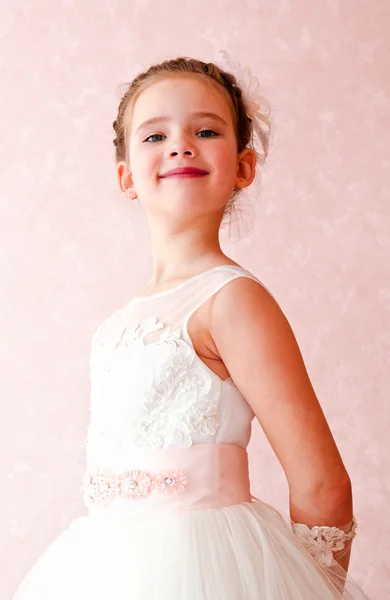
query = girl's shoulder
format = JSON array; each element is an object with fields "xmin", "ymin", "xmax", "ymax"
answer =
[{"xmin": 204, "ymin": 263, "xmax": 280, "ymax": 311}]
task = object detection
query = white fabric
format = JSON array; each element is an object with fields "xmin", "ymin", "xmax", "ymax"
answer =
[{"xmin": 12, "ymin": 265, "xmax": 370, "ymax": 599}]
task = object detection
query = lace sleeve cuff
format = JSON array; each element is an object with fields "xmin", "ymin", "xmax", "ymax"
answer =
[{"xmin": 291, "ymin": 516, "xmax": 357, "ymax": 567}]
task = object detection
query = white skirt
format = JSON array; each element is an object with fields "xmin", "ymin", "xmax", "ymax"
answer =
[{"xmin": 12, "ymin": 497, "xmax": 369, "ymax": 600}]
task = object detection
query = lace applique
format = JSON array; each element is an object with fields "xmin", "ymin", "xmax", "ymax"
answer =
[
  {"xmin": 117, "ymin": 316, "xmax": 166, "ymax": 347},
  {"xmin": 114, "ymin": 316, "xmax": 221, "ymax": 449},
  {"xmin": 292, "ymin": 516, "xmax": 357, "ymax": 567}
]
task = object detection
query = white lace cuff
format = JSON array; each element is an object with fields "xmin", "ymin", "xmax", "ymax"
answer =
[{"xmin": 291, "ymin": 516, "xmax": 357, "ymax": 567}]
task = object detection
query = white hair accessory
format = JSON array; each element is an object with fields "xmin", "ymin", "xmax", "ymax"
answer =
[{"xmin": 213, "ymin": 49, "xmax": 272, "ymax": 167}]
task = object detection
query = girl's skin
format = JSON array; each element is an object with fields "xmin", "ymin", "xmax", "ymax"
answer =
[{"xmin": 116, "ymin": 74, "xmax": 353, "ymax": 571}]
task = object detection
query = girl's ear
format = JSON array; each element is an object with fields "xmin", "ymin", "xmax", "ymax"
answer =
[
  {"xmin": 234, "ymin": 148, "xmax": 257, "ymax": 190},
  {"xmin": 116, "ymin": 161, "xmax": 137, "ymax": 198}
]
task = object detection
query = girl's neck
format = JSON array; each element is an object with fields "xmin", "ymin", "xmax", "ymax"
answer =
[{"xmin": 143, "ymin": 253, "xmax": 239, "ymax": 295}]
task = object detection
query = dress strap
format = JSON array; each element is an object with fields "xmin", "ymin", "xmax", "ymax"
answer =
[{"xmin": 180, "ymin": 265, "xmax": 278, "ymax": 344}]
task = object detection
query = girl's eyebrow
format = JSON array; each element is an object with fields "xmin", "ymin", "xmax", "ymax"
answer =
[{"xmin": 136, "ymin": 112, "xmax": 229, "ymax": 135}]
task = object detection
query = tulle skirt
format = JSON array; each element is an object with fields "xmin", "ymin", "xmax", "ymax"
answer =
[{"xmin": 12, "ymin": 497, "xmax": 369, "ymax": 600}]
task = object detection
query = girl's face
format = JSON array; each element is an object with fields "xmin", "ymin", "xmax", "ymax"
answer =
[{"xmin": 120, "ymin": 75, "xmax": 248, "ymax": 228}]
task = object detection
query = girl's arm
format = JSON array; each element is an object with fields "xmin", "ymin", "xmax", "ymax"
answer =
[{"xmin": 208, "ymin": 277, "xmax": 356, "ymax": 573}]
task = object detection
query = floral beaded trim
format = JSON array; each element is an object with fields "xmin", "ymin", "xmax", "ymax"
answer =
[
  {"xmin": 82, "ymin": 466, "xmax": 189, "ymax": 508},
  {"xmin": 291, "ymin": 516, "xmax": 357, "ymax": 567}
]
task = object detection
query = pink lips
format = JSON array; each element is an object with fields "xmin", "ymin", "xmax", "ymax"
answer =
[{"xmin": 160, "ymin": 167, "xmax": 208, "ymax": 178}]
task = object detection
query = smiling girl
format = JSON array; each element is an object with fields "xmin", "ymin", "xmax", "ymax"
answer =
[{"xmin": 12, "ymin": 53, "xmax": 370, "ymax": 600}]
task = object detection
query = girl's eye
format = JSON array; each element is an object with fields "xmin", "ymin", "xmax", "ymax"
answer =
[
  {"xmin": 144, "ymin": 134, "xmax": 165, "ymax": 143},
  {"xmin": 197, "ymin": 129, "xmax": 219, "ymax": 138},
  {"xmin": 143, "ymin": 130, "xmax": 219, "ymax": 143}
]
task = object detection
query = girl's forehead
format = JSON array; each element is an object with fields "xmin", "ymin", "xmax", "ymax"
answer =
[{"xmin": 132, "ymin": 75, "xmax": 231, "ymax": 120}]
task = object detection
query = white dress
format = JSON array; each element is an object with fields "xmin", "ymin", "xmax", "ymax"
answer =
[{"xmin": 12, "ymin": 265, "xmax": 370, "ymax": 599}]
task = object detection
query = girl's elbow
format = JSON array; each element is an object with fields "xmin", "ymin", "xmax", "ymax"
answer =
[{"xmin": 313, "ymin": 472, "xmax": 353, "ymax": 510}]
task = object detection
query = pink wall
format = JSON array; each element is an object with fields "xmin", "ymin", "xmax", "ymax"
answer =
[{"xmin": 1, "ymin": 1, "xmax": 389, "ymax": 598}]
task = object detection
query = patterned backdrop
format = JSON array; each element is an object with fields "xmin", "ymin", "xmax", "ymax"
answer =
[{"xmin": 1, "ymin": 1, "xmax": 389, "ymax": 598}]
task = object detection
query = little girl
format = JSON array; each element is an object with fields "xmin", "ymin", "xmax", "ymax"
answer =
[{"xmin": 12, "ymin": 52, "xmax": 370, "ymax": 599}]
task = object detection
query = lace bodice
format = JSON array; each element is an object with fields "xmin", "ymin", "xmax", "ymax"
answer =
[{"xmin": 86, "ymin": 265, "xmax": 276, "ymax": 472}]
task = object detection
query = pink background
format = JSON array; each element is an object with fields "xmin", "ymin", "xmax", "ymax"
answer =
[{"xmin": 1, "ymin": 1, "xmax": 389, "ymax": 598}]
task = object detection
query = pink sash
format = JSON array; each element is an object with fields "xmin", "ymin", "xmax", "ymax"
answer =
[{"xmin": 85, "ymin": 443, "xmax": 253, "ymax": 516}]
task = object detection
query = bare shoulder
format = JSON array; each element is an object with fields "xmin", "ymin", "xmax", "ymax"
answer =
[
  {"xmin": 199, "ymin": 275, "xmax": 277, "ymax": 353},
  {"xmin": 208, "ymin": 275, "xmax": 292, "ymax": 374},
  {"xmin": 210, "ymin": 275, "xmax": 285, "ymax": 341}
]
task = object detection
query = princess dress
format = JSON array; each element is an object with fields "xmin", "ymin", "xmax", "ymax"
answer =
[{"xmin": 12, "ymin": 265, "xmax": 370, "ymax": 599}]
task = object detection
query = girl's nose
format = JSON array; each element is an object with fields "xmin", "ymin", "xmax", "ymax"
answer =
[{"xmin": 170, "ymin": 149, "xmax": 194, "ymax": 157}]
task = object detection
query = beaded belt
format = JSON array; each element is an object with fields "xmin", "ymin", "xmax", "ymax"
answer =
[
  {"xmin": 83, "ymin": 466, "xmax": 189, "ymax": 507},
  {"xmin": 83, "ymin": 443, "xmax": 252, "ymax": 515}
]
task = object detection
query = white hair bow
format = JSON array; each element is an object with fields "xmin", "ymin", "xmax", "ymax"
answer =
[{"xmin": 213, "ymin": 49, "xmax": 271, "ymax": 166}]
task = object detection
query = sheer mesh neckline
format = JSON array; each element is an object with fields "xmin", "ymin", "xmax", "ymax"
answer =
[{"xmin": 129, "ymin": 264, "xmax": 244, "ymax": 304}]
